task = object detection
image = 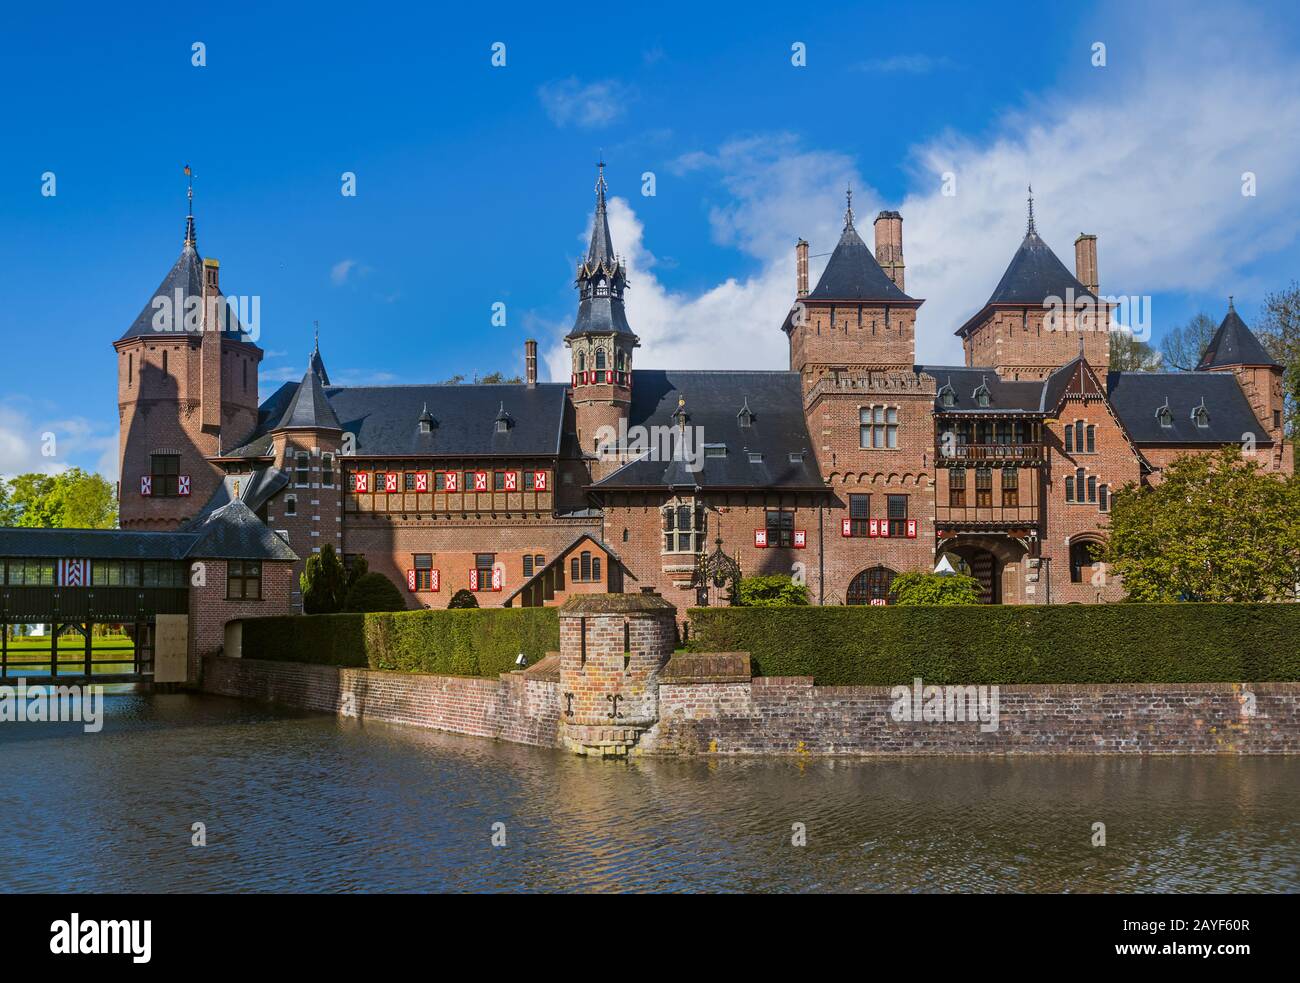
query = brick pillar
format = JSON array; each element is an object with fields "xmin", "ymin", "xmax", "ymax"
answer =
[
  {"xmin": 558, "ymin": 592, "xmax": 676, "ymax": 757},
  {"xmin": 1074, "ymin": 234, "xmax": 1098, "ymax": 295},
  {"xmin": 796, "ymin": 239, "xmax": 809, "ymax": 297}
]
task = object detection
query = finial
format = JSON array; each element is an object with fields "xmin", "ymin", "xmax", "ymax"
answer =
[
  {"xmin": 1026, "ymin": 184, "xmax": 1036, "ymax": 235},
  {"xmin": 844, "ymin": 183, "xmax": 855, "ymax": 229},
  {"xmin": 595, "ymin": 156, "xmax": 607, "ymax": 202},
  {"xmin": 1228, "ymin": 294, "xmax": 1235, "ymax": 311},
  {"xmin": 183, "ymin": 163, "xmax": 196, "ymax": 248},
  {"xmin": 313, "ymin": 320, "xmax": 320, "ymax": 352}
]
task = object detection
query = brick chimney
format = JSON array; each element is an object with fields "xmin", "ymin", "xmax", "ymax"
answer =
[
  {"xmin": 874, "ymin": 211, "xmax": 904, "ymax": 292},
  {"xmin": 1074, "ymin": 234, "xmax": 1098, "ymax": 294},
  {"xmin": 199, "ymin": 257, "xmax": 222, "ymax": 433},
  {"xmin": 795, "ymin": 239, "xmax": 809, "ymax": 297},
  {"xmin": 524, "ymin": 338, "xmax": 538, "ymax": 387}
]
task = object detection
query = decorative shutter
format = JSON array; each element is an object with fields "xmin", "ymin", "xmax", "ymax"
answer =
[
  {"xmin": 841, "ymin": 517, "xmax": 852, "ymax": 537},
  {"xmin": 534, "ymin": 470, "xmax": 548, "ymax": 491},
  {"xmin": 504, "ymin": 471, "xmax": 517, "ymax": 491},
  {"xmin": 879, "ymin": 519, "xmax": 891, "ymax": 538},
  {"xmin": 431, "ymin": 569, "xmax": 440, "ymax": 592},
  {"xmin": 414, "ymin": 472, "xmax": 429, "ymax": 492},
  {"xmin": 492, "ymin": 566, "xmax": 503, "ymax": 591},
  {"xmin": 140, "ymin": 475, "xmax": 152, "ymax": 496},
  {"xmin": 384, "ymin": 472, "xmax": 399, "ymax": 493},
  {"xmin": 469, "ymin": 569, "xmax": 478, "ymax": 591},
  {"xmin": 754, "ymin": 529, "xmax": 768, "ymax": 548},
  {"xmin": 178, "ymin": 475, "xmax": 191, "ymax": 496},
  {"xmin": 605, "ymin": 370, "xmax": 613, "ymax": 383},
  {"xmin": 446, "ymin": 472, "xmax": 458, "ymax": 492},
  {"xmin": 474, "ymin": 471, "xmax": 488, "ymax": 492},
  {"xmin": 406, "ymin": 569, "xmax": 416, "ymax": 591},
  {"xmin": 793, "ymin": 530, "xmax": 807, "ymax": 549},
  {"xmin": 906, "ymin": 518, "xmax": 918, "ymax": 539},
  {"xmin": 869, "ymin": 518, "xmax": 879, "ymax": 537}
]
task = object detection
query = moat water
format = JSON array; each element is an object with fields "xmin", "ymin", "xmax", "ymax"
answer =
[{"xmin": 2, "ymin": 692, "xmax": 1297, "ymax": 893}]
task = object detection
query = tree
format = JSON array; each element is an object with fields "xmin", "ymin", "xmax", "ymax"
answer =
[
  {"xmin": 736, "ymin": 575, "xmax": 809, "ymax": 606},
  {"xmin": 300, "ymin": 544, "xmax": 348, "ymax": 614},
  {"xmin": 1103, "ymin": 446, "xmax": 1300, "ymax": 602},
  {"xmin": 1255, "ymin": 280, "xmax": 1300, "ymax": 438},
  {"xmin": 1, "ymin": 469, "xmax": 117, "ymax": 528},
  {"xmin": 343, "ymin": 572, "xmax": 406, "ymax": 612},
  {"xmin": 447, "ymin": 588, "xmax": 479, "ymax": 609},
  {"xmin": 1108, "ymin": 327, "xmax": 1162, "ymax": 372},
  {"xmin": 1159, "ymin": 312, "xmax": 1217, "ymax": 371},
  {"xmin": 440, "ymin": 372, "xmax": 523, "ymax": 385},
  {"xmin": 891, "ymin": 570, "xmax": 983, "ymax": 605}
]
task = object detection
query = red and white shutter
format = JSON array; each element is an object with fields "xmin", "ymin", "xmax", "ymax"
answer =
[
  {"xmin": 491, "ymin": 566, "xmax": 503, "ymax": 591},
  {"xmin": 869, "ymin": 518, "xmax": 880, "ymax": 537},
  {"xmin": 841, "ymin": 517, "xmax": 852, "ymax": 537},
  {"xmin": 754, "ymin": 529, "xmax": 768, "ymax": 548},
  {"xmin": 58, "ymin": 559, "xmax": 89, "ymax": 587},
  {"xmin": 178, "ymin": 475, "xmax": 191, "ymax": 496},
  {"xmin": 430, "ymin": 569, "xmax": 440, "ymax": 592},
  {"xmin": 406, "ymin": 569, "xmax": 416, "ymax": 591},
  {"xmin": 474, "ymin": 471, "xmax": 488, "ymax": 492},
  {"xmin": 445, "ymin": 471, "xmax": 458, "ymax": 492},
  {"xmin": 469, "ymin": 569, "xmax": 479, "ymax": 591},
  {"xmin": 414, "ymin": 472, "xmax": 429, "ymax": 492},
  {"xmin": 354, "ymin": 472, "xmax": 369, "ymax": 493},
  {"xmin": 384, "ymin": 472, "xmax": 399, "ymax": 493},
  {"xmin": 533, "ymin": 470, "xmax": 548, "ymax": 491},
  {"xmin": 140, "ymin": 475, "xmax": 152, "ymax": 496},
  {"xmin": 879, "ymin": 519, "xmax": 891, "ymax": 538},
  {"xmin": 504, "ymin": 471, "xmax": 517, "ymax": 491},
  {"xmin": 906, "ymin": 518, "xmax": 918, "ymax": 539},
  {"xmin": 793, "ymin": 530, "xmax": 807, "ymax": 549}
]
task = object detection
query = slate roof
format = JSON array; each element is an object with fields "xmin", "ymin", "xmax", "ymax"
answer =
[
  {"xmin": 185, "ymin": 469, "xmax": 290, "ymax": 523},
  {"xmin": 806, "ymin": 215, "xmax": 914, "ymax": 304},
  {"xmin": 591, "ymin": 370, "xmax": 824, "ymax": 490},
  {"xmin": 225, "ymin": 382, "xmax": 570, "ymax": 459},
  {"xmin": 1107, "ymin": 371, "xmax": 1271, "ymax": 445},
  {"xmin": 919, "ymin": 366, "xmax": 1045, "ymax": 413},
  {"xmin": 501, "ymin": 532, "xmax": 632, "ymax": 606},
  {"xmin": 0, "ymin": 502, "xmax": 296, "ymax": 562},
  {"xmin": 276, "ymin": 365, "xmax": 342, "ymax": 431},
  {"xmin": 567, "ymin": 168, "xmax": 636, "ymax": 340},
  {"xmin": 985, "ymin": 231, "xmax": 1094, "ymax": 308},
  {"xmin": 1197, "ymin": 305, "xmax": 1280, "ymax": 369}
]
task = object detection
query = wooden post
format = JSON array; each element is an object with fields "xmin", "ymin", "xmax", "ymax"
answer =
[
  {"xmin": 84, "ymin": 622, "xmax": 92, "ymax": 677},
  {"xmin": 50, "ymin": 622, "xmax": 57, "ymax": 679}
]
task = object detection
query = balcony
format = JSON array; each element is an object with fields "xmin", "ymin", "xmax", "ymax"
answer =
[
  {"xmin": 934, "ymin": 503, "xmax": 1040, "ymax": 528},
  {"xmin": 939, "ymin": 443, "xmax": 1046, "ymax": 464}
]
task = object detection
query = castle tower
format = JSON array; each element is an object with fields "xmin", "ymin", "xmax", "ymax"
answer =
[
  {"xmin": 565, "ymin": 163, "xmax": 638, "ymax": 479},
  {"xmin": 955, "ymin": 190, "xmax": 1110, "ymax": 381},
  {"xmin": 1197, "ymin": 299, "xmax": 1291, "ymax": 473},
  {"xmin": 115, "ymin": 173, "xmax": 263, "ymax": 529}
]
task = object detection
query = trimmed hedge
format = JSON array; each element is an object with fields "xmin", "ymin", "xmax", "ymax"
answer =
[
  {"xmin": 687, "ymin": 604, "xmax": 1300, "ymax": 685},
  {"xmin": 240, "ymin": 608, "xmax": 559, "ymax": 678}
]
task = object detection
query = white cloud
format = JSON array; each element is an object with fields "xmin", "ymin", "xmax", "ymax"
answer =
[
  {"xmin": 547, "ymin": 10, "xmax": 1300, "ymax": 375},
  {"xmin": 853, "ymin": 54, "xmax": 954, "ymax": 74},
  {"xmin": 0, "ymin": 403, "xmax": 118, "ymax": 483},
  {"xmin": 538, "ymin": 78, "xmax": 631, "ymax": 129},
  {"xmin": 330, "ymin": 259, "xmax": 358, "ymax": 285}
]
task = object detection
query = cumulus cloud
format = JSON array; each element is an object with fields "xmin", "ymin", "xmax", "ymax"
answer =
[
  {"xmin": 538, "ymin": 78, "xmax": 631, "ymax": 129},
  {"xmin": 0, "ymin": 402, "xmax": 118, "ymax": 483},
  {"xmin": 330, "ymin": 259, "xmax": 358, "ymax": 285}
]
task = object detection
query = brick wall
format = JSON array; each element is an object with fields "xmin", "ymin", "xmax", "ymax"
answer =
[
  {"xmin": 202, "ymin": 655, "xmax": 563, "ymax": 747},
  {"xmin": 188, "ymin": 560, "xmax": 295, "ymax": 682}
]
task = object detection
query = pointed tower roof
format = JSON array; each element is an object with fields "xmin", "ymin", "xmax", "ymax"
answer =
[
  {"xmin": 984, "ymin": 189, "xmax": 1094, "ymax": 307},
  {"xmin": 566, "ymin": 162, "xmax": 637, "ymax": 341},
  {"xmin": 309, "ymin": 322, "xmax": 331, "ymax": 384},
  {"xmin": 806, "ymin": 187, "xmax": 913, "ymax": 303},
  {"xmin": 1197, "ymin": 299, "xmax": 1280, "ymax": 368},
  {"xmin": 275, "ymin": 355, "xmax": 342, "ymax": 432}
]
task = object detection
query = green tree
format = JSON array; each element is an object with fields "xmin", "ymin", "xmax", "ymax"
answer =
[
  {"xmin": 2, "ymin": 469, "xmax": 117, "ymax": 528},
  {"xmin": 300, "ymin": 544, "xmax": 348, "ymax": 614},
  {"xmin": 1108, "ymin": 327, "xmax": 1162, "ymax": 372},
  {"xmin": 736, "ymin": 574, "xmax": 809, "ymax": 607},
  {"xmin": 1103, "ymin": 446, "xmax": 1300, "ymax": 602},
  {"xmin": 1159, "ymin": 312, "xmax": 1217, "ymax": 371},
  {"xmin": 1256, "ymin": 280, "xmax": 1300, "ymax": 439},
  {"xmin": 447, "ymin": 588, "xmax": 479, "ymax": 609},
  {"xmin": 343, "ymin": 572, "xmax": 406, "ymax": 612},
  {"xmin": 891, "ymin": 570, "xmax": 984, "ymax": 605}
]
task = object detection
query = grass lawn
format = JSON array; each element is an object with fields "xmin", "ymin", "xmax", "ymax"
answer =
[{"xmin": 2, "ymin": 636, "xmax": 138, "ymax": 673}]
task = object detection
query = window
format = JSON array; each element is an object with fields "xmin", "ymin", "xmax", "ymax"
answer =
[
  {"xmin": 1157, "ymin": 402, "xmax": 1173, "ymax": 428},
  {"xmin": 1193, "ymin": 403, "xmax": 1210, "ymax": 428},
  {"xmin": 748, "ymin": 452, "xmax": 763, "ymax": 464},
  {"xmin": 765, "ymin": 510, "xmax": 794, "ymax": 548},
  {"xmin": 405, "ymin": 471, "xmax": 419, "ymax": 492},
  {"xmin": 789, "ymin": 451, "xmax": 804, "ymax": 464},
  {"xmin": 860, "ymin": 406, "xmax": 899, "ymax": 449},
  {"xmin": 973, "ymin": 383, "xmax": 990, "ymax": 408},
  {"xmin": 595, "ymin": 349, "xmax": 607, "ymax": 370},
  {"xmin": 974, "ymin": 467, "xmax": 993, "ymax": 507},
  {"xmin": 849, "ymin": 493, "xmax": 871, "ymax": 535},
  {"xmin": 1076, "ymin": 469, "xmax": 1086, "ymax": 501},
  {"xmin": 1087, "ymin": 475, "xmax": 1097, "ymax": 503},
  {"xmin": 285, "ymin": 495, "xmax": 297, "ymax": 516},
  {"xmin": 1065, "ymin": 475, "xmax": 1075, "ymax": 502},
  {"xmin": 948, "ymin": 469, "xmax": 966, "ymax": 508},
  {"xmin": 295, "ymin": 452, "xmax": 310, "ymax": 486},
  {"xmin": 847, "ymin": 566, "xmax": 897, "ymax": 605},
  {"xmin": 1069, "ymin": 541, "xmax": 1098, "ymax": 584},
  {"xmin": 413, "ymin": 553, "xmax": 434, "ymax": 591},
  {"xmin": 1098, "ymin": 483, "xmax": 1110, "ymax": 512},
  {"xmin": 162, "ymin": 349, "xmax": 169, "ymax": 377},
  {"xmin": 705, "ymin": 444, "xmax": 727, "ymax": 458},
  {"xmin": 493, "ymin": 471, "xmax": 506, "ymax": 491},
  {"xmin": 473, "ymin": 553, "xmax": 495, "ymax": 591},
  {"xmin": 1074, "ymin": 421, "xmax": 1085, "ymax": 453},
  {"xmin": 1064, "ymin": 424, "xmax": 1074, "ymax": 453},
  {"xmin": 1275, "ymin": 410, "xmax": 1282, "ymax": 429},
  {"xmin": 570, "ymin": 551, "xmax": 603, "ymax": 583},
  {"xmin": 150, "ymin": 453, "xmax": 180, "ymax": 497},
  {"xmin": 938, "ymin": 384, "xmax": 956, "ymax": 408},
  {"xmin": 522, "ymin": 554, "xmax": 545, "ymax": 579},
  {"xmin": 738, "ymin": 407, "xmax": 753, "ymax": 428},
  {"xmin": 662, "ymin": 501, "xmax": 706, "ymax": 553},
  {"xmin": 887, "ymin": 495, "xmax": 908, "ymax": 537},
  {"xmin": 1001, "ymin": 467, "xmax": 1019, "ymax": 507},
  {"xmin": 227, "ymin": 560, "xmax": 262, "ymax": 600},
  {"xmin": 577, "ymin": 352, "xmax": 585, "ymax": 373},
  {"xmin": 1086, "ymin": 425, "xmax": 1096, "ymax": 452},
  {"xmin": 7, "ymin": 559, "xmax": 55, "ymax": 586},
  {"xmin": 322, "ymin": 454, "xmax": 334, "ymax": 487},
  {"xmin": 128, "ymin": 353, "xmax": 133, "ymax": 385}
]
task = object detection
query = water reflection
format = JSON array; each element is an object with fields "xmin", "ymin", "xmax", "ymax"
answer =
[{"xmin": 2, "ymin": 693, "xmax": 1296, "ymax": 893}]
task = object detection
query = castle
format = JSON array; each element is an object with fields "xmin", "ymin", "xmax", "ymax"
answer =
[{"xmin": 115, "ymin": 167, "xmax": 1290, "ymax": 609}]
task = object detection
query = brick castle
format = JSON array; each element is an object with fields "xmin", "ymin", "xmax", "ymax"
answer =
[{"xmin": 115, "ymin": 167, "xmax": 1290, "ymax": 608}]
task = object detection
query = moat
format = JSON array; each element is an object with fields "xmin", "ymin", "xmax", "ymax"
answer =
[{"xmin": 2, "ymin": 692, "xmax": 1297, "ymax": 893}]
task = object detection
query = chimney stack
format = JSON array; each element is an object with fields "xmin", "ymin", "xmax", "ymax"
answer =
[
  {"xmin": 874, "ymin": 211, "xmax": 904, "ymax": 292},
  {"xmin": 199, "ymin": 257, "xmax": 223, "ymax": 433},
  {"xmin": 1074, "ymin": 234, "xmax": 1098, "ymax": 295},
  {"xmin": 795, "ymin": 239, "xmax": 809, "ymax": 297},
  {"xmin": 524, "ymin": 338, "xmax": 537, "ymax": 388}
]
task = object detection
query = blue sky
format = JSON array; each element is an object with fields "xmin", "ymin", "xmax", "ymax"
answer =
[{"xmin": 3, "ymin": 0, "xmax": 1300, "ymax": 480}]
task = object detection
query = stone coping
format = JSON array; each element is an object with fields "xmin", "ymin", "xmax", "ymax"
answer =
[
  {"xmin": 662, "ymin": 652, "xmax": 752, "ymax": 683},
  {"xmin": 559, "ymin": 592, "xmax": 676, "ymax": 613}
]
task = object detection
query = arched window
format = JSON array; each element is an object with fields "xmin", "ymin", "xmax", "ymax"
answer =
[
  {"xmin": 847, "ymin": 566, "xmax": 897, "ymax": 605},
  {"xmin": 1070, "ymin": 540, "xmax": 1101, "ymax": 583},
  {"xmin": 1074, "ymin": 421, "xmax": 1085, "ymax": 452},
  {"xmin": 616, "ymin": 350, "xmax": 626, "ymax": 371},
  {"xmin": 1098, "ymin": 483, "xmax": 1110, "ymax": 512},
  {"xmin": 161, "ymin": 349, "xmax": 169, "ymax": 377},
  {"xmin": 1085, "ymin": 424, "xmax": 1096, "ymax": 452},
  {"xmin": 1065, "ymin": 475, "xmax": 1075, "ymax": 502},
  {"xmin": 577, "ymin": 352, "xmax": 586, "ymax": 373},
  {"xmin": 595, "ymin": 349, "xmax": 607, "ymax": 370},
  {"xmin": 1087, "ymin": 475, "xmax": 1097, "ymax": 502}
]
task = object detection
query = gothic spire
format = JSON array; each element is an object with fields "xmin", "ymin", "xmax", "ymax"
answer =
[
  {"xmin": 844, "ymin": 184, "xmax": 855, "ymax": 230},
  {"xmin": 567, "ymin": 162, "xmax": 637, "ymax": 341},
  {"xmin": 184, "ymin": 163, "xmax": 197, "ymax": 249},
  {"xmin": 1026, "ymin": 184, "xmax": 1036, "ymax": 236},
  {"xmin": 308, "ymin": 320, "xmax": 331, "ymax": 385},
  {"xmin": 586, "ymin": 159, "xmax": 616, "ymax": 266}
]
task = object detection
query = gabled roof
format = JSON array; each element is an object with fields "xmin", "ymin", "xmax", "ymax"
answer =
[
  {"xmin": 1041, "ymin": 353, "xmax": 1107, "ymax": 413},
  {"xmin": 918, "ymin": 365, "xmax": 1045, "ymax": 413},
  {"xmin": 500, "ymin": 532, "xmax": 632, "ymax": 606},
  {"xmin": 806, "ymin": 213, "xmax": 914, "ymax": 304},
  {"xmin": 591, "ymin": 370, "xmax": 824, "ymax": 490},
  {"xmin": 185, "ymin": 500, "xmax": 298, "ymax": 561},
  {"xmin": 1106, "ymin": 371, "xmax": 1272, "ymax": 445},
  {"xmin": 1197, "ymin": 303, "xmax": 1280, "ymax": 368}
]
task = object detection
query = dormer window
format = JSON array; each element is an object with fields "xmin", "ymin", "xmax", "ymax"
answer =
[
  {"xmin": 417, "ymin": 403, "xmax": 435, "ymax": 435},
  {"xmin": 1191, "ymin": 399, "xmax": 1210, "ymax": 429},
  {"xmin": 494, "ymin": 402, "xmax": 513, "ymax": 434},
  {"xmin": 1156, "ymin": 399, "xmax": 1173, "ymax": 428},
  {"xmin": 496, "ymin": 419, "xmax": 509, "ymax": 434},
  {"xmin": 788, "ymin": 451, "xmax": 804, "ymax": 464},
  {"xmin": 973, "ymin": 379, "xmax": 991, "ymax": 409},
  {"xmin": 938, "ymin": 383, "xmax": 957, "ymax": 409},
  {"xmin": 748, "ymin": 452, "xmax": 763, "ymax": 464},
  {"xmin": 737, "ymin": 399, "xmax": 754, "ymax": 428},
  {"xmin": 704, "ymin": 443, "xmax": 727, "ymax": 458}
]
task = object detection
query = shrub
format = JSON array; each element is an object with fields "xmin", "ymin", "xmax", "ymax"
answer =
[
  {"xmin": 448, "ymin": 588, "xmax": 479, "ymax": 609},
  {"xmin": 300, "ymin": 544, "xmax": 348, "ymax": 614},
  {"xmin": 242, "ymin": 613, "xmax": 368, "ymax": 667},
  {"xmin": 343, "ymin": 572, "xmax": 406, "ymax": 612},
  {"xmin": 737, "ymin": 574, "xmax": 809, "ymax": 607},
  {"xmin": 891, "ymin": 571, "xmax": 982, "ymax": 606},
  {"xmin": 687, "ymin": 604, "xmax": 1300, "ymax": 685}
]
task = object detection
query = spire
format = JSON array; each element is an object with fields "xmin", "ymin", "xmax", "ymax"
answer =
[
  {"xmin": 586, "ymin": 159, "xmax": 616, "ymax": 266},
  {"xmin": 308, "ymin": 320, "xmax": 330, "ymax": 385},
  {"xmin": 1026, "ymin": 184, "xmax": 1036, "ymax": 236},
  {"xmin": 567, "ymin": 162, "xmax": 637, "ymax": 341},
  {"xmin": 844, "ymin": 184, "xmax": 855, "ymax": 230},
  {"xmin": 183, "ymin": 163, "xmax": 196, "ymax": 249}
]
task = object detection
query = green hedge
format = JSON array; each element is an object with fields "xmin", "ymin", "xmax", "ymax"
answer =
[
  {"xmin": 240, "ymin": 608, "xmax": 559, "ymax": 678},
  {"xmin": 687, "ymin": 604, "xmax": 1300, "ymax": 685}
]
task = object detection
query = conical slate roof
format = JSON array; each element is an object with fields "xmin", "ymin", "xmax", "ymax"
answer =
[
  {"xmin": 567, "ymin": 164, "xmax": 636, "ymax": 340},
  {"xmin": 807, "ymin": 211, "xmax": 912, "ymax": 303},
  {"xmin": 1197, "ymin": 303, "xmax": 1279, "ymax": 368},
  {"xmin": 275, "ymin": 360, "xmax": 342, "ymax": 431},
  {"xmin": 985, "ymin": 230, "xmax": 1093, "ymax": 306}
]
